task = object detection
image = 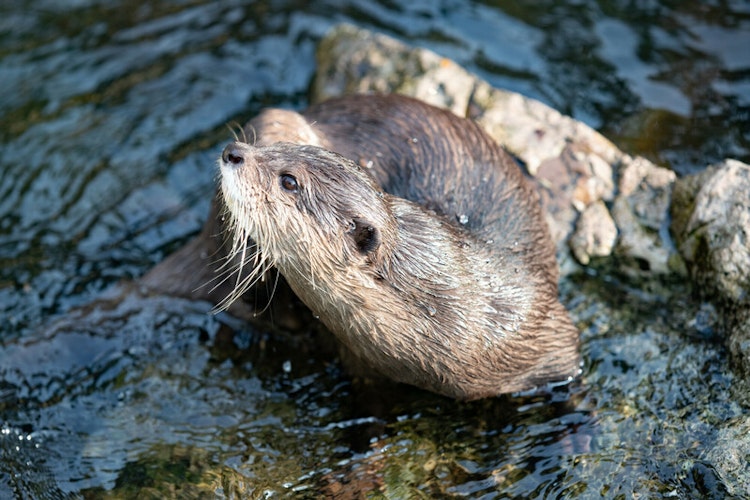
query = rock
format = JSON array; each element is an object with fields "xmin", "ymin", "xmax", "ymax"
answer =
[
  {"xmin": 312, "ymin": 24, "xmax": 477, "ymax": 118},
  {"xmin": 672, "ymin": 159, "xmax": 750, "ymax": 304},
  {"xmin": 469, "ymin": 82, "xmax": 620, "ymax": 177},
  {"xmin": 313, "ymin": 24, "xmax": 680, "ymax": 277},
  {"xmin": 701, "ymin": 414, "xmax": 750, "ymax": 496},
  {"xmin": 569, "ymin": 200, "xmax": 617, "ymax": 265},
  {"xmin": 611, "ymin": 155, "xmax": 678, "ymax": 275},
  {"xmin": 534, "ymin": 142, "xmax": 618, "ymax": 270},
  {"xmin": 671, "ymin": 159, "xmax": 750, "ymax": 374}
]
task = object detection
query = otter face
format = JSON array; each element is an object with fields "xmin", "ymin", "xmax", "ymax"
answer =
[{"xmin": 218, "ymin": 141, "xmax": 391, "ymax": 304}]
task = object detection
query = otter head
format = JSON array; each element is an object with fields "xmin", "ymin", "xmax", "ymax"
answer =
[{"xmin": 218, "ymin": 141, "xmax": 394, "ymax": 309}]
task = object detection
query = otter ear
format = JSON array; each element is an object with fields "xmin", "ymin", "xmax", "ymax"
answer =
[{"xmin": 348, "ymin": 218, "xmax": 380, "ymax": 254}]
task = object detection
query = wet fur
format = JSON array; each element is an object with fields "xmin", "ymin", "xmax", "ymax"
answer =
[{"xmin": 217, "ymin": 94, "xmax": 580, "ymax": 400}]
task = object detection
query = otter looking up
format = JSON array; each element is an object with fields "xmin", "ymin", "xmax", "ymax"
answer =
[{"xmin": 217, "ymin": 94, "xmax": 580, "ymax": 400}]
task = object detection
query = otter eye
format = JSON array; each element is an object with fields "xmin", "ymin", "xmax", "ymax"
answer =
[{"xmin": 279, "ymin": 174, "xmax": 299, "ymax": 193}]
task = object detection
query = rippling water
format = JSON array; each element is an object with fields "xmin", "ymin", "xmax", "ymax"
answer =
[{"xmin": 1, "ymin": 1, "xmax": 749, "ymax": 497}]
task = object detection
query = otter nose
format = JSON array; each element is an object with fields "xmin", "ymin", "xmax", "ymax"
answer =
[{"xmin": 221, "ymin": 143, "xmax": 245, "ymax": 167}]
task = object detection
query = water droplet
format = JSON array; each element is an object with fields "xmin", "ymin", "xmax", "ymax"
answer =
[
  {"xmin": 458, "ymin": 214, "xmax": 469, "ymax": 225},
  {"xmin": 486, "ymin": 239, "xmax": 494, "ymax": 244},
  {"xmin": 427, "ymin": 305, "xmax": 437, "ymax": 316},
  {"xmin": 282, "ymin": 360, "xmax": 292, "ymax": 373}
]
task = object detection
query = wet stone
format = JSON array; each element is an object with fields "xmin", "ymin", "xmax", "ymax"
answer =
[
  {"xmin": 672, "ymin": 159, "xmax": 750, "ymax": 305},
  {"xmin": 671, "ymin": 159, "xmax": 750, "ymax": 375},
  {"xmin": 569, "ymin": 200, "xmax": 617, "ymax": 266}
]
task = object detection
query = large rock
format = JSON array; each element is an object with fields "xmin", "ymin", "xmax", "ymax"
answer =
[
  {"xmin": 671, "ymin": 159, "xmax": 750, "ymax": 373},
  {"xmin": 672, "ymin": 159, "xmax": 750, "ymax": 304}
]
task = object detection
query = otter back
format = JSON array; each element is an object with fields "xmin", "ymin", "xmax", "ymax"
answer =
[{"xmin": 216, "ymin": 94, "xmax": 580, "ymax": 400}]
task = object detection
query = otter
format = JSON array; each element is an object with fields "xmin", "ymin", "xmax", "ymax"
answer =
[{"xmin": 215, "ymin": 94, "xmax": 580, "ymax": 401}]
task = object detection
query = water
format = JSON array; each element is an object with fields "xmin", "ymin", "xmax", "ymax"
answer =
[{"xmin": 1, "ymin": 0, "xmax": 749, "ymax": 497}]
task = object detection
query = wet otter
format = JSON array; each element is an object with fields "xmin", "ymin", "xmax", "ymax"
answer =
[{"xmin": 216, "ymin": 94, "xmax": 580, "ymax": 400}]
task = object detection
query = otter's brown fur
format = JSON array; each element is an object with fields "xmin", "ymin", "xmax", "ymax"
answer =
[{"xmin": 217, "ymin": 94, "xmax": 580, "ymax": 400}]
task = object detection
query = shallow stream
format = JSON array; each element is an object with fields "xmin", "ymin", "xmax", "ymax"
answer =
[{"xmin": 1, "ymin": 1, "xmax": 749, "ymax": 497}]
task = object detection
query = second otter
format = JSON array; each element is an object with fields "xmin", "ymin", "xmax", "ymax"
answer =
[{"xmin": 218, "ymin": 94, "xmax": 580, "ymax": 401}]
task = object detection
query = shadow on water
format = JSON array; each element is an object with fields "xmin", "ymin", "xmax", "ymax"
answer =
[{"xmin": 1, "ymin": 0, "xmax": 749, "ymax": 497}]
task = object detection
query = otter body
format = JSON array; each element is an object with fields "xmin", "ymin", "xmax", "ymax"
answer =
[{"xmin": 218, "ymin": 94, "xmax": 580, "ymax": 400}]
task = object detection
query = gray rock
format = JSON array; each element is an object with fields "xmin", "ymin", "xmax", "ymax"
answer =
[
  {"xmin": 313, "ymin": 24, "xmax": 477, "ymax": 117},
  {"xmin": 672, "ymin": 159, "xmax": 750, "ymax": 304},
  {"xmin": 671, "ymin": 159, "xmax": 750, "ymax": 374},
  {"xmin": 701, "ymin": 413, "xmax": 750, "ymax": 497},
  {"xmin": 570, "ymin": 200, "xmax": 617, "ymax": 266},
  {"xmin": 611, "ymin": 155, "xmax": 678, "ymax": 275}
]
